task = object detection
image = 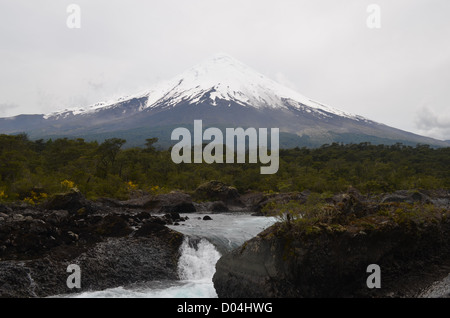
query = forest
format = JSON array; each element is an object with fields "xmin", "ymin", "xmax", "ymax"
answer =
[{"xmin": 0, "ymin": 133, "xmax": 449, "ymax": 204}]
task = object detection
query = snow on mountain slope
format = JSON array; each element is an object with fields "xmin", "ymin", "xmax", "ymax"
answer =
[
  {"xmin": 43, "ymin": 92, "xmax": 149, "ymax": 120},
  {"xmin": 144, "ymin": 54, "xmax": 364, "ymax": 119},
  {"xmin": 45, "ymin": 53, "xmax": 365, "ymax": 122},
  {"xmin": 145, "ymin": 53, "xmax": 310, "ymax": 109}
]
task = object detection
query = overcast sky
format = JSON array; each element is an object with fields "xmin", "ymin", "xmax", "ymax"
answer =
[{"xmin": 1, "ymin": 0, "xmax": 449, "ymax": 140}]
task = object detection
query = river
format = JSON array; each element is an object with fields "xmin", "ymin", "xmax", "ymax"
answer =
[
  {"xmin": 60, "ymin": 213, "xmax": 277, "ymax": 298},
  {"xmin": 53, "ymin": 212, "xmax": 450, "ymax": 298}
]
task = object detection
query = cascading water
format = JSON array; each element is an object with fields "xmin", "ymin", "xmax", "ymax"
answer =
[
  {"xmin": 178, "ymin": 238, "xmax": 221, "ymax": 282},
  {"xmin": 59, "ymin": 213, "xmax": 276, "ymax": 298}
]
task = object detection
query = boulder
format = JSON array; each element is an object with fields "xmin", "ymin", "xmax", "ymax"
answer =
[
  {"xmin": 135, "ymin": 221, "xmax": 172, "ymax": 237},
  {"xmin": 0, "ymin": 203, "xmax": 12, "ymax": 214},
  {"xmin": 41, "ymin": 189, "xmax": 97, "ymax": 215},
  {"xmin": 194, "ymin": 181, "xmax": 243, "ymax": 207},
  {"xmin": 44, "ymin": 210, "xmax": 70, "ymax": 225},
  {"xmin": 163, "ymin": 211, "xmax": 183, "ymax": 223},
  {"xmin": 208, "ymin": 201, "xmax": 229, "ymax": 213},
  {"xmin": 135, "ymin": 211, "xmax": 151, "ymax": 220},
  {"xmin": 159, "ymin": 202, "xmax": 196, "ymax": 214},
  {"xmin": 381, "ymin": 190, "xmax": 432, "ymax": 204},
  {"xmin": 143, "ymin": 192, "xmax": 196, "ymax": 213}
]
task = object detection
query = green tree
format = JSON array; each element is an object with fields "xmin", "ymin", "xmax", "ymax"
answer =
[{"xmin": 96, "ymin": 138, "xmax": 126, "ymax": 177}]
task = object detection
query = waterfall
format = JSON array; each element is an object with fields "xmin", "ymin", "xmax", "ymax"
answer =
[
  {"xmin": 55, "ymin": 213, "xmax": 276, "ymax": 298},
  {"xmin": 178, "ymin": 238, "xmax": 221, "ymax": 282}
]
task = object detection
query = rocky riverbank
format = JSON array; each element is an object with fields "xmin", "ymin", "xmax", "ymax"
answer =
[
  {"xmin": 213, "ymin": 189, "xmax": 450, "ymax": 298},
  {"xmin": 0, "ymin": 190, "xmax": 187, "ymax": 297},
  {"xmin": 0, "ymin": 180, "xmax": 265, "ymax": 298},
  {"xmin": 1, "ymin": 182, "xmax": 449, "ymax": 298}
]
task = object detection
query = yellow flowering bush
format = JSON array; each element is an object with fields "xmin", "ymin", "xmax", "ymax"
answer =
[
  {"xmin": 23, "ymin": 191, "xmax": 49, "ymax": 205},
  {"xmin": 0, "ymin": 189, "xmax": 8, "ymax": 201},
  {"xmin": 61, "ymin": 180, "xmax": 75, "ymax": 190},
  {"xmin": 23, "ymin": 197, "xmax": 35, "ymax": 205},
  {"xmin": 127, "ymin": 181, "xmax": 138, "ymax": 190},
  {"xmin": 151, "ymin": 185, "xmax": 160, "ymax": 192}
]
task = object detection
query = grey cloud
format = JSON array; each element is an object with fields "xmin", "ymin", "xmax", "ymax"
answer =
[
  {"xmin": 415, "ymin": 107, "xmax": 450, "ymax": 141},
  {"xmin": 0, "ymin": 103, "xmax": 19, "ymax": 116}
]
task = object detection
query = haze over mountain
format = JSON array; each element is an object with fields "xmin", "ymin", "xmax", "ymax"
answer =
[{"xmin": 0, "ymin": 54, "xmax": 448, "ymax": 148}]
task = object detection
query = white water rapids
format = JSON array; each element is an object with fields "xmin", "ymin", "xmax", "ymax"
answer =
[{"xmin": 63, "ymin": 213, "xmax": 276, "ymax": 298}]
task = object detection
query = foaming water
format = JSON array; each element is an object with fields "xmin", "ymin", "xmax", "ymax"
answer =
[
  {"xmin": 56, "ymin": 213, "xmax": 276, "ymax": 298},
  {"xmin": 178, "ymin": 238, "xmax": 221, "ymax": 281},
  {"xmin": 70, "ymin": 282, "xmax": 217, "ymax": 298}
]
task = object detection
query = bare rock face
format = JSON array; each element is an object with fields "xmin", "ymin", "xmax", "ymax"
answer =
[
  {"xmin": 213, "ymin": 192, "xmax": 450, "ymax": 298},
  {"xmin": 0, "ymin": 194, "xmax": 184, "ymax": 298},
  {"xmin": 213, "ymin": 221, "xmax": 450, "ymax": 298},
  {"xmin": 0, "ymin": 230, "xmax": 184, "ymax": 298}
]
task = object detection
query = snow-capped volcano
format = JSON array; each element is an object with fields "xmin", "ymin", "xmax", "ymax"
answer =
[
  {"xmin": 146, "ymin": 53, "xmax": 334, "ymax": 110},
  {"xmin": 145, "ymin": 53, "xmax": 366, "ymax": 119},
  {"xmin": 46, "ymin": 53, "xmax": 361, "ymax": 120},
  {"xmin": 1, "ymin": 54, "xmax": 448, "ymax": 148}
]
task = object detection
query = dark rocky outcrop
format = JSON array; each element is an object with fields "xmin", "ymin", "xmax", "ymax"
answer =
[
  {"xmin": 143, "ymin": 192, "xmax": 196, "ymax": 213},
  {"xmin": 102, "ymin": 191, "xmax": 199, "ymax": 213},
  {"xmin": 194, "ymin": 181, "xmax": 244, "ymax": 207},
  {"xmin": 0, "ymin": 232, "xmax": 183, "ymax": 298},
  {"xmin": 41, "ymin": 189, "xmax": 98, "ymax": 215},
  {"xmin": 95, "ymin": 214, "xmax": 133, "ymax": 237},
  {"xmin": 241, "ymin": 191, "xmax": 310, "ymax": 215},
  {"xmin": 214, "ymin": 221, "xmax": 450, "ymax": 298},
  {"xmin": 213, "ymin": 191, "xmax": 450, "ymax": 298},
  {"xmin": 0, "ymin": 204, "xmax": 12, "ymax": 214},
  {"xmin": 0, "ymin": 192, "xmax": 184, "ymax": 298},
  {"xmin": 98, "ymin": 182, "xmax": 274, "ymax": 214},
  {"xmin": 207, "ymin": 201, "xmax": 230, "ymax": 213},
  {"xmin": 381, "ymin": 190, "xmax": 432, "ymax": 205}
]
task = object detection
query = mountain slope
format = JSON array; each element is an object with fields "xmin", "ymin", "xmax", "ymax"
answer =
[{"xmin": 0, "ymin": 54, "xmax": 448, "ymax": 148}]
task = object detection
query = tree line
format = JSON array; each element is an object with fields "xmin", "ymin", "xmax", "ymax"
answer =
[{"xmin": 0, "ymin": 134, "xmax": 448, "ymax": 203}]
